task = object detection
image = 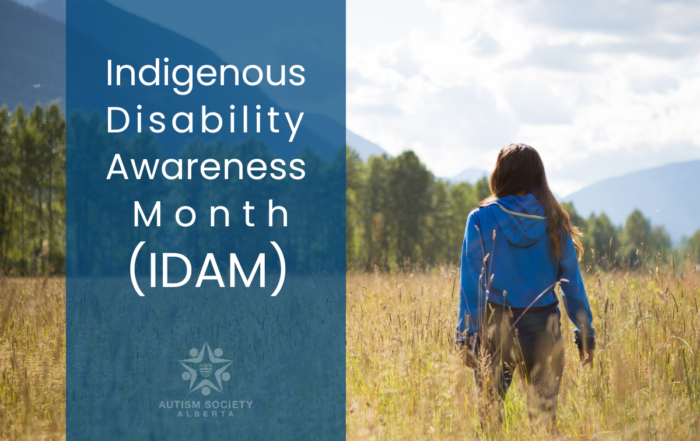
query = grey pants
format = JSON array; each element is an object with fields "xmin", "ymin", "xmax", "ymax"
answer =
[{"xmin": 473, "ymin": 302, "xmax": 565, "ymax": 427}]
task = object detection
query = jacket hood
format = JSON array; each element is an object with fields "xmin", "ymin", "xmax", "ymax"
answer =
[{"xmin": 486, "ymin": 194, "xmax": 547, "ymax": 248}]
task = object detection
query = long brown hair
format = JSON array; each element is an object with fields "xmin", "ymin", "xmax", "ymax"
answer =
[{"xmin": 482, "ymin": 143, "xmax": 583, "ymax": 258}]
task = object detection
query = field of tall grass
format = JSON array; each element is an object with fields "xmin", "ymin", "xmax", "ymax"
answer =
[
  {"xmin": 347, "ymin": 264, "xmax": 700, "ymax": 440},
  {"xmin": 2, "ymin": 264, "xmax": 700, "ymax": 440},
  {"xmin": 0, "ymin": 276, "xmax": 65, "ymax": 441}
]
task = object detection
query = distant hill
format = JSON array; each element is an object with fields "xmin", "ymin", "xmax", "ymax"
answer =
[
  {"xmin": 564, "ymin": 160, "xmax": 700, "ymax": 241},
  {"xmin": 0, "ymin": 0, "xmax": 65, "ymax": 108},
  {"xmin": 35, "ymin": 0, "xmax": 64, "ymax": 22},
  {"xmin": 2, "ymin": 0, "xmax": 385, "ymax": 161},
  {"xmin": 444, "ymin": 168, "xmax": 489, "ymax": 185},
  {"xmin": 346, "ymin": 129, "xmax": 390, "ymax": 160},
  {"xmin": 9, "ymin": 0, "xmax": 41, "ymax": 6}
]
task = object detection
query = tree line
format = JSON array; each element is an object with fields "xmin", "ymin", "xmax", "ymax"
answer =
[
  {"xmin": 0, "ymin": 103, "xmax": 65, "ymax": 275},
  {"xmin": 1, "ymin": 102, "xmax": 698, "ymax": 275},
  {"xmin": 65, "ymin": 111, "xmax": 344, "ymax": 277},
  {"xmin": 346, "ymin": 147, "xmax": 700, "ymax": 271}
]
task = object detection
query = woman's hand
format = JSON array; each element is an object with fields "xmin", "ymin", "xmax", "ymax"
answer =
[
  {"xmin": 463, "ymin": 347, "xmax": 478, "ymax": 368},
  {"xmin": 579, "ymin": 348, "xmax": 595, "ymax": 366}
]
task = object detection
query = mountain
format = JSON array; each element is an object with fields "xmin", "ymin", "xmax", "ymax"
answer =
[
  {"xmin": 3, "ymin": 0, "xmax": 386, "ymax": 162},
  {"xmin": 0, "ymin": 0, "xmax": 65, "ymax": 108},
  {"xmin": 15, "ymin": 0, "xmax": 342, "ymax": 160},
  {"xmin": 9, "ymin": 0, "xmax": 40, "ymax": 6},
  {"xmin": 35, "ymin": 0, "xmax": 64, "ymax": 22},
  {"xmin": 564, "ymin": 160, "xmax": 700, "ymax": 241},
  {"xmin": 346, "ymin": 128, "xmax": 389, "ymax": 160},
  {"xmin": 444, "ymin": 168, "xmax": 489, "ymax": 184}
]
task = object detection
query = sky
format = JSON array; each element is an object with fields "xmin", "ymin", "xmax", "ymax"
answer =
[
  {"xmin": 25, "ymin": 0, "xmax": 700, "ymax": 196},
  {"xmin": 347, "ymin": 0, "xmax": 700, "ymax": 195}
]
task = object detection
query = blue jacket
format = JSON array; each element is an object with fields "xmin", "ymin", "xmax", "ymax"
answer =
[{"xmin": 456, "ymin": 194, "xmax": 595, "ymax": 345}]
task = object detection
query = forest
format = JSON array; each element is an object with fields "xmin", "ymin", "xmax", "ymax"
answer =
[
  {"xmin": 346, "ymin": 147, "xmax": 700, "ymax": 271},
  {"xmin": 0, "ymin": 103, "xmax": 65, "ymax": 274},
  {"xmin": 1, "ymin": 102, "xmax": 699, "ymax": 275}
]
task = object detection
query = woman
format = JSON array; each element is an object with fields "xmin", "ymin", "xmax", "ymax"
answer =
[{"xmin": 456, "ymin": 143, "xmax": 595, "ymax": 430}]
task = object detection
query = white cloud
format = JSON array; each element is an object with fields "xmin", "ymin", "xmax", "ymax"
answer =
[{"xmin": 347, "ymin": 0, "xmax": 700, "ymax": 195}]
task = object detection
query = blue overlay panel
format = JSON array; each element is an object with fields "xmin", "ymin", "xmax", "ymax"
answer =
[{"xmin": 66, "ymin": 0, "xmax": 345, "ymax": 439}]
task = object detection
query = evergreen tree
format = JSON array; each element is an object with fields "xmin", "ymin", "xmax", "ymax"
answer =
[
  {"xmin": 447, "ymin": 182, "xmax": 478, "ymax": 261},
  {"xmin": 386, "ymin": 151, "xmax": 433, "ymax": 266},
  {"xmin": 619, "ymin": 209, "xmax": 669, "ymax": 269},
  {"xmin": 0, "ymin": 106, "xmax": 12, "ymax": 263},
  {"xmin": 586, "ymin": 213, "xmax": 619, "ymax": 270},
  {"xmin": 346, "ymin": 147, "xmax": 363, "ymax": 267},
  {"xmin": 362, "ymin": 154, "xmax": 391, "ymax": 269},
  {"xmin": 424, "ymin": 179, "xmax": 451, "ymax": 264},
  {"xmin": 474, "ymin": 176, "xmax": 491, "ymax": 201},
  {"xmin": 0, "ymin": 103, "xmax": 65, "ymax": 273}
]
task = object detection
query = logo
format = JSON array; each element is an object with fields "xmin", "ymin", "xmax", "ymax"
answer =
[
  {"xmin": 199, "ymin": 364, "xmax": 213, "ymax": 378},
  {"xmin": 180, "ymin": 343, "xmax": 232, "ymax": 396},
  {"xmin": 159, "ymin": 343, "xmax": 251, "ymax": 417}
]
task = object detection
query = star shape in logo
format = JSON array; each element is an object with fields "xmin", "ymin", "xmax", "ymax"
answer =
[{"xmin": 180, "ymin": 343, "xmax": 232, "ymax": 396}]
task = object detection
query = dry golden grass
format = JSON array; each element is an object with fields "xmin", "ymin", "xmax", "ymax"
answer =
[
  {"xmin": 347, "ymin": 265, "xmax": 700, "ymax": 440},
  {"xmin": 3, "ymin": 266, "xmax": 700, "ymax": 440},
  {"xmin": 0, "ymin": 276, "xmax": 65, "ymax": 441}
]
